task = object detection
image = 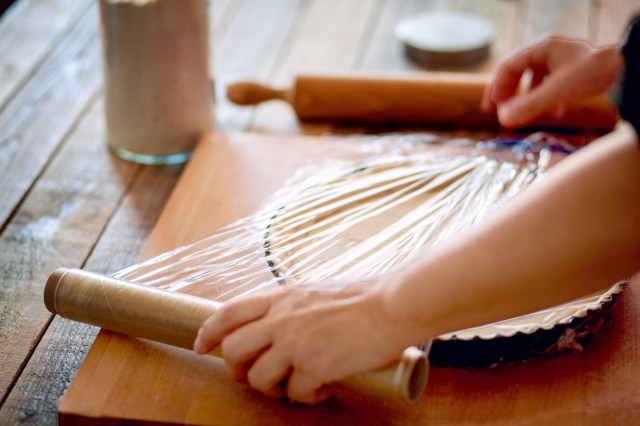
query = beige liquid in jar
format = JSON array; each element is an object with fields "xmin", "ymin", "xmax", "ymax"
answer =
[{"xmin": 100, "ymin": 0, "xmax": 213, "ymax": 164}]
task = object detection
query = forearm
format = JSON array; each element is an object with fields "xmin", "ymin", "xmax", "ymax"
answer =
[{"xmin": 384, "ymin": 124, "xmax": 640, "ymax": 342}]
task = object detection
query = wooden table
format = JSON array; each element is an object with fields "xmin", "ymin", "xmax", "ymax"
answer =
[{"xmin": 0, "ymin": 0, "xmax": 638, "ymax": 424}]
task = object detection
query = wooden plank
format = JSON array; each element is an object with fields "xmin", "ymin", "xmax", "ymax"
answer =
[
  {"xmin": 0, "ymin": 1, "xmax": 102, "ymax": 230},
  {"xmin": 521, "ymin": 0, "xmax": 591, "ymax": 45},
  {"xmin": 58, "ymin": 132, "xmax": 640, "ymax": 425},
  {"xmin": 84, "ymin": 165, "xmax": 185, "ymax": 274},
  {"xmin": 0, "ymin": 319, "xmax": 99, "ymax": 424},
  {"xmin": 215, "ymin": 0, "xmax": 304, "ymax": 132},
  {"xmin": 0, "ymin": 0, "xmax": 92, "ymax": 109},
  {"xmin": 249, "ymin": 0, "xmax": 379, "ymax": 134},
  {"xmin": 358, "ymin": 0, "xmax": 426, "ymax": 71},
  {"xmin": 594, "ymin": 0, "xmax": 640, "ymax": 44},
  {"xmin": 209, "ymin": 0, "xmax": 241, "ymax": 39},
  {"xmin": 0, "ymin": 157, "xmax": 183, "ymax": 424},
  {"xmin": 0, "ymin": 99, "xmax": 139, "ymax": 409}
]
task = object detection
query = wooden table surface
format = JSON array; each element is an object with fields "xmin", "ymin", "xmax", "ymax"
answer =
[{"xmin": 0, "ymin": 0, "xmax": 638, "ymax": 424}]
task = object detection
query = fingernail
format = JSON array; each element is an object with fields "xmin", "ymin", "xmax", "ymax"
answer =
[
  {"xmin": 497, "ymin": 104, "xmax": 519, "ymax": 127},
  {"xmin": 193, "ymin": 337, "xmax": 203, "ymax": 354}
]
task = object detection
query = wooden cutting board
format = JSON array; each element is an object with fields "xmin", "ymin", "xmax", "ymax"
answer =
[{"xmin": 58, "ymin": 132, "xmax": 640, "ymax": 425}]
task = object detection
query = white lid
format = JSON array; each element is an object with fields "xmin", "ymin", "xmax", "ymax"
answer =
[{"xmin": 396, "ymin": 12, "xmax": 495, "ymax": 53}]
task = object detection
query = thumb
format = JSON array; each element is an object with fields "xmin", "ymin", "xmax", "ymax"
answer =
[{"xmin": 497, "ymin": 94, "xmax": 552, "ymax": 128}]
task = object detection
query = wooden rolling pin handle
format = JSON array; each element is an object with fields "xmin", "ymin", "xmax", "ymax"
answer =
[
  {"xmin": 44, "ymin": 268, "xmax": 429, "ymax": 402},
  {"xmin": 226, "ymin": 81, "xmax": 290, "ymax": 106}
]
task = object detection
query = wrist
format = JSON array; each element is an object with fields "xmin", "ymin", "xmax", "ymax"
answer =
[{"xmin": 377, "ymin": 271, "xmax": 438, "ymax": 347}]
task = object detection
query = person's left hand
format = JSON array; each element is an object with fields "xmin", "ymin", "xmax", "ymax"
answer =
[{"xmin": 193, "ymin": 277, "xmax": 413, "ymax": 405}]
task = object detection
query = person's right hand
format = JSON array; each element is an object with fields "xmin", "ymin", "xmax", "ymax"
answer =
[
  {"xmin": 482, "ymin": 35, "xmax": 623, "ymax": 128},
  {"xmin": 193, "ymin": 276, "xmax": 421, "ymax": 405}
]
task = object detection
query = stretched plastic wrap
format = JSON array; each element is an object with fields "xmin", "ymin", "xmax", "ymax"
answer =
[{"xmin": 110, "ymin": 132, "xmax": 623, "ymax": 367}]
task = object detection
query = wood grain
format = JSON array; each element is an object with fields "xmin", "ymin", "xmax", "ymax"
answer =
[
  {"xmin": 215, "ymin": 0, "xmax": 303, "ymax": 132},
  {"xmin": 59, "ymin": 132, "xmax": 640, "ymax": 425},
  {"xmin": 594, "ymin": 0, "xmax": 640, "ymax": 44},
  {"xmin": 0, "ymin": 0, "xmax": 101, "ymax": 230},
  {"xmin": 249, "ymin": 0, "xmax": 378, "ymax": 134},
  {"xmin": 0, "ymin": 163, "xmax": 184, "ymax": 424},
  {"xmin": 521, "ymin": 0, "xmax": 591, "ymax": 44},
  {"xmin": 0, "ymin": 118, "xmax": 189, "ymax": 426},
  {"xmin": 358, "ymin": 0, "xmax": 426, "ymax": 72},
  {"xmin": 0, "ymin": 99, "xmax": 138, "ymax": 412},
  {"xmin": 0, "ymin": 0, "xmax": 92, "ymax": 108}
]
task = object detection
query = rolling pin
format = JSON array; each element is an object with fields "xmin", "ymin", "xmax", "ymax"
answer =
[
  {"xmin": 226, "ymin": 72, "xmax": 619, "ymax": 130},
  {"xmin": 44, "ymin": 268, "xmax": 428, "ymax": 402}
]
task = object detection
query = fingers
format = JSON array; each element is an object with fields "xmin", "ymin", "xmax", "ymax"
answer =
[
  {"xmin": 529, "ymin": 68, "xmax": 548, "ymax": 91},
  {"xmin": 481, "ymin": 43, "xmax": 546, "ymax": 113},
  {"xmin": 220, "ymin": 320, "xmax": 272, "ymax": 364},
  {"xmin": 497, "ymin": 66, "xmax": 574, "ymax": 127},
  {"xmin": 225, "ymin": 331, "xmax": 333, "ymax": 403},
  {"xmin": 483, "ymin": 35, "xmax": 620, "ymax": 128},
  {"xmin": 245, "ymin": 347, "xmax": 334, "ymax": 404},
  {"xmin": 489, "ymin": 44, "xmax": 547, "ymax": 105},
  {"xmin": 193, "ymin": 295, "xmax": 272, "ymax": 354},
  {"xmin": 286, "ymin": 371, "xmax": 333, "ymax": 405},
  {"xmin": 222, "ymin": 323, "xmax": 333, "ymax": 403},
  {"xmin": 247, "ymin": 347, "xmax": 291, "ymax": 398},
  {"xmin": 192, "ymin": 289, "xmax": 341, "ymax": 405}
]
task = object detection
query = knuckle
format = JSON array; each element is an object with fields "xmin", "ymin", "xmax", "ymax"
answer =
[
  {"xmin": 220, "ymin": 335, "xmax": 241, "ymax": 362},
  {"xmin": 294, "ymin": 353, "xmax": 323, "ymax": 381},
  {"xmin": 278, "ymin": 329, "xmax": 299, "ymax": 348},
  {"xmin": 247, "ymin": 354, "xmax": 287, "ymax": 396},
  {"xmin": 545, "ymin": 32, "xmax": 564, "ymax": 41},
  {"xmin": 216, "ymin": 304, "xmax": 237, "ymax": 323},
  {"xmin": 541, "ymin": 32, "xmax": 566, "ymax": 46}
]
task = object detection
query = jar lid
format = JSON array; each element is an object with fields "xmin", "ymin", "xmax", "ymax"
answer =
[{"xmin": 395, "ymin": 12, "xmax": 495, "ymax": 67}]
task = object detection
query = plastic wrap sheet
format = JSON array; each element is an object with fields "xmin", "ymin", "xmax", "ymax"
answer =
[
  {"xmin": 113, "ymin": 132, "xmax": 553, "ymax": 295},
  {"xmin": 112, "ymin": 132, "xmax": 622, "ymax": 365}
]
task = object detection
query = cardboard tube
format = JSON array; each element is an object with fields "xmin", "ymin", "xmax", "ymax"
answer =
[
  {"xmin": 227, "ymin": 72, "xmax": 619, "ymax": 130},
  {"xmin": 44, "ymin": 268, "xmax": 429, "ymax": 402}
]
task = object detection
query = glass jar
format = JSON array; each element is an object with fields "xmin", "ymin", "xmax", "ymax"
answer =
[{"xmin": 99, "ymin": 0, "xmax": 214, "ymax": 165}]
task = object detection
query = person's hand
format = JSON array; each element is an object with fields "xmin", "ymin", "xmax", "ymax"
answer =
[
  {"xmin": 193, "ymin": 277, "xmax": 415, "ymax": 405},
  {"xmin": 482, "ymin": 34, "xmax": 623, "ymax": 128}
]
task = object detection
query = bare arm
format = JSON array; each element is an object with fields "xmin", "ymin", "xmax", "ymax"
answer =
[
  {"xmin": 384, "ymin": 123, "xmax": 640, "ymax": 341},
  {"xmin": 194, "ymin": 123, "xmax": 640, "ymax": 404}
]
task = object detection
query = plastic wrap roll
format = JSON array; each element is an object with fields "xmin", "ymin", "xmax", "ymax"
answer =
[{"xmin": 45, "ymin": 268, "xmax": 428, "ymax": 402}]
